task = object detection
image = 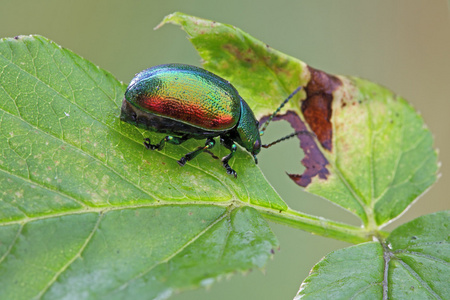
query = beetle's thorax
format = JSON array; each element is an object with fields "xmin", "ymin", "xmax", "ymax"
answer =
[{"xmin": 234, "ymin": 99, "xmax": 261, "ymax": 158}]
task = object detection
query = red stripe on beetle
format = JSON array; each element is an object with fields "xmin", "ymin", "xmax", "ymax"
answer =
[{"xmin": 139, "ymin": 95, "xmax": 235, "ymax": 130}]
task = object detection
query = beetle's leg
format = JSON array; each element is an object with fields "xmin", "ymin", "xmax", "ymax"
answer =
[
  {"xmin": 178, "ymin": 138, "xmax": 216, "ymax": 166},
  {"xmin": 144, "ymin": 134, "xmax": 189, "ymax": 151},
  {"xmin": 220, "ymin": 137, "xmax": 238, "ymax": 178}
]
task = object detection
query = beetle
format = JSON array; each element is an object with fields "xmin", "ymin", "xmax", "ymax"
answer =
[{"xmin": 120, "ymin": 63, "xmax": 305, "ymax": 177}]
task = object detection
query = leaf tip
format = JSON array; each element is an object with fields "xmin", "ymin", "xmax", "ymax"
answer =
[{"xmin": 155, "ymin": 11, "xmax": 185, "ymax": 30}]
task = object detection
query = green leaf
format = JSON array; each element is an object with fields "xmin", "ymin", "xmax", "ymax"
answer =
[
  {"xmin": 296, "ymin": 211, "xmax": 449, "ymax": 299},
  {"xmin": 159, "ymin": 12, "xmax": 439, "ymax": 228},
  {"xmin": 0, "ymin": 206, "xmax": 277, "ymax": 299},
  {"xmin": 386, "ymin": 211, "xmax": 449, "ymax": 299},
  {"xmin": 0, "ymin": 35, "xmax": 280, "ymax": 298}
]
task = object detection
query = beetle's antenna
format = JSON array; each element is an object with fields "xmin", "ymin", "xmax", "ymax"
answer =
[
  {"xmin": 262, "ymin": 130, "xmax": 315, "ymax": 149},
  {"xmin": 259, "ymin": 86, "xmax": 303, "ymax": 136}
]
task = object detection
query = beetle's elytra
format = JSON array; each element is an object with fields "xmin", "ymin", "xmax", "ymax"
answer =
[{"xmin": 121, "ymin": 64, "xmax": 261, "ymax": 177}]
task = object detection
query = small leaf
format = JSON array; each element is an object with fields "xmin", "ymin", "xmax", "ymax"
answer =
[
  {"xmin": 0, "ymin": 35, "xmax": 280, "ymax": 298},
  {"xmin": 160, "ymin": 12, "xmax": 439, "ymax": 227},
  {"xmin": 386, "ymin": 211, "xmax": 449, "ymax": 299},
  {"xmin": 295, "ymin": 211, "xmax": 449, "ymax": 299}
]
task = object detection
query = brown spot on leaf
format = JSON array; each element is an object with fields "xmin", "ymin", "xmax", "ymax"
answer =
[
  {"xmin": 258, "ymin": 66, "xmax": 342, "ymax": 187},
  {"xmin": 222, "ymin": 44, "xmax": 256, "ymax": 65},
  {"xmin": 302, "ymin": 67, "xmax": 342, "ymax": 151},
  {"xmin": 260, "ymin": 111, "xmax": 329, "ymax": 187}
]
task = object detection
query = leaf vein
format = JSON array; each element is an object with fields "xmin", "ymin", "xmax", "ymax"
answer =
[
  {"xmin": 0, "ymin": 223, "xmax": 23, "ymax": 264},
  {"xmin": 372, "ymin": 131, "xmax": 429, "ymax": 204},
  {"xmin": 395, "ymin": 256, "xmax": 443, "ymax": 299},
  {"xmin": 111, "ymin": 207, "xmax": 232, "ymax": 293},
  {"xmin": 36, "ymin": 212, "xmax": 104, "ymax": 299},
  {"xmin": 394, "ymin": 249, "xmax": 450, "ymax": 265}
]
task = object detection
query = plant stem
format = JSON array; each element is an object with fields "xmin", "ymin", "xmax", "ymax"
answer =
[{"xmin": 257, "ymin": 207, "xmax": 388, "ymax": 244}]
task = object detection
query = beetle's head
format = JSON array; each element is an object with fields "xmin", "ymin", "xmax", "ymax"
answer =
[{"xmin": 235, "ymin": 99, "xmax": 261, "ymax": 164}]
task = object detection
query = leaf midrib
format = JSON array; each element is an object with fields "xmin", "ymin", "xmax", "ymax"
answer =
[{"xmin": 0, "ymin": 201, "xmax": 240, "ymax": 227}]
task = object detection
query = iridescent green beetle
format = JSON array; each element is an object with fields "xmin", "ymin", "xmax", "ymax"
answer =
[{"xmin": 121, "ymin": 63, "xmax": 303, "ymax": 177}]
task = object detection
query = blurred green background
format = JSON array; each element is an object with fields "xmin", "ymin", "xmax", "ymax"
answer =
[{"xmin": 1, "ymin": 1, "xmax": 449, "ymax": 299}]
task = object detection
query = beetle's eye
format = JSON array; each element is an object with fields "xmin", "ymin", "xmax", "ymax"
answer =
[
  {"xmin": 253, "ymin": 140, "xmax": 260, "ymax": 151},
  {"xmin": 256, "ymin": 120, "xmax": 260, "ymax": 126},
  {"xmin": 131, "ymin": 112, "xmax": 137, "ymax": 121}
]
